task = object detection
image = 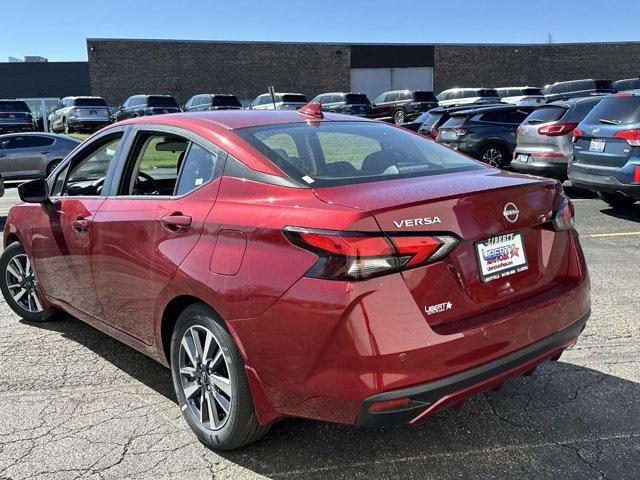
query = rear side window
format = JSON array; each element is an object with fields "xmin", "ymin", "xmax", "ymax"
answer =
[
  {"xmin": 22, "ymin": 136, "xmax": 55, "ymax": 148},
  {"xmin": 565, "ymin": 99, "xmax": 602, "ymax": 122},
  {"xmin": 282, "ymin": 94, "xmax": 308, "ymax": 103},
  {"xmin": 413, "ymin": 91, "xmax": 436, "ymax": 102},
  {"xmin": 582, "ymin": 96, "xmax": 640, "ymax": 125},
  {"xmin": 0, "ymin": 101, "xmax": 30, "ymax": 112},
  {"xmin": 524, "ymin": 106, "xmax": 568, "ymax": 124},
  {"xmin": 441, "ymin": 115, "xmax": 468, "ymax": 128},
  {"xmin": 175, "ymin": 144, "xmax": 218, "ymax": 196},
  {"xmin": 148, "ymin": 96, "xmax": 179, "ymax": 108},
  {"xmin": 344, "ymin": 94, "xmax": 370, "ymax": 105},
  {"xmin": 212, "ymin": 96, "xmax": 241, "ymax": 107}
]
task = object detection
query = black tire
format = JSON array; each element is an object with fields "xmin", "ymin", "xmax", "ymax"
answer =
[
  {"xmin": 48, "ymin": 119, "xmax": 55, "ymax": 133},
  {"xmin": 597, "ymin": 191, "xmax": 637, "ymax": 208},
  {"xmin": 46, "ymin": 159, "xmax": 62, "ymax": 177},
  {"xmin": 392, "ymin": 109, "xmax": 406, "ymax": 125},
  {"xmin": 170, "ymin": 303, "xmax": 269, "ymax": 450},
  {"xmin": 479, "ymin": 143, "xmax": 510, "ymax": 168},
  {"xmin": 63, "ymin": 118, "xmax": 70, "ymax": 134},
  {"xmin": 0, "ymin": 242, "xmax": 58, "ymax": 322}
]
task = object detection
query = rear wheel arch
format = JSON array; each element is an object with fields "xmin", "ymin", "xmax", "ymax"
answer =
[
  {"xmin": 4, "ymin": 233, "xmax": 20, "ymax": 249},
  {"xmin": 160, "ymin": 295, "xmax": 203, "ymax": 363}
]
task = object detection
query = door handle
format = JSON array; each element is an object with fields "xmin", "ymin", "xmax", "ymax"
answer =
[
  {"xmin": 71, "ymin": 218, "xmax": 90, "ymax": 233},
  {"xmin": 161, "ymin": 213, "xmax": 192, "ymax": 231}
]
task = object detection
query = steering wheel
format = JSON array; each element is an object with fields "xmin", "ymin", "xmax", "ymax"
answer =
[{"xmin": 133, "ymin": 171, "xmax": 159, "ymax": 195}]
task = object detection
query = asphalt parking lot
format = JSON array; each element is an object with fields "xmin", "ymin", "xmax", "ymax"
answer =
[{"xmin": 0, "ymin": 184, "xmax": 638, "ymax": 480}]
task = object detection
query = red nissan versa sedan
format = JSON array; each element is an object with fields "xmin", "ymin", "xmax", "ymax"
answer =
[{"xmin": 0, "ymin": 103, "xmax": 590, "ymax": 450}]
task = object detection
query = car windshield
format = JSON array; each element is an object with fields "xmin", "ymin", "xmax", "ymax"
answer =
[
  {"xmin": 281, "ymin": 94, "xmax": 308, "ymax": 103},
  {"xmin": 344, "ymin": 94, "xmax": 370, "ymax": 105},
  {"xmin": 523, "ymin": 106, "xmax": 568, "ymax": 124},
  {"xmin": 74, "ymin": 98, "xmax": 108, "ymax": 107},
  {"xmin": 235, "ymin": 121, "xmax": 483, "ymax": 187},
  {"xmin": 212, "ymin": 96, "xmax": 241, "ymax": 107},
  {"xmin": 582, "ymin": 96, "xmax": 640, "ymax": 125},
  {"xmin": 148, "ymin": 96, "xmax": 179, "ymax": 108},
  {"xmin": 413, "ymin": 91, "xmax": 437, "ymax": 102},
  {"xmin": 0, "ymin": 101, "xmax": 30, "ymax": 113}
]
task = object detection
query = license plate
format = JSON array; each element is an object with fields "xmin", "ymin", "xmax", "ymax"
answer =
[
  {"xmin": 515, "ymin": 154, "xmax": 529, "ymax": 164},
  {"xmin": 589, "ymin": 139, "xmax": 605, "ymax": 152},
  {"xmin": 476, "ymin": 232, "xmax": 528, "ymax": 282}
]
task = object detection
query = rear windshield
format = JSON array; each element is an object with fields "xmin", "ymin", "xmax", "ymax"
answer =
[
  {"xmin": 344, "ymin": 93, "xmax": 370, "ymax": 105},
  {"xmin": 413, "ymin": 91, "xmax": 437, "ymax": 102},
  {"xmin": 418, "ymin": 112, "xmax": 444, "ymax": 128},
  {"xmin": 582, "ymin": 96, "xmax": 640, "ymax": 125},
  {"xmin": 73, "ymin": 98, "xmax": 108, "ymax": 107},
  {"xmin": 479, "ymin": 89, "xmax": 499, "ymax": 98},
  {"xmin": 441, "ymin": 115, "xmax": 468, "ymax": 128},
  {"xmin": 148, "ymin": 96, "xmax": 179, "ymax": 108},
  {"xmin": 523, "ymin": 106, "xmax": 568, "ymax": 124},
  {"xmin": 212, "ymin": 96, "xmax": 241, "ymax": 107},
  {"xmin": 235, "ymin": 122, "xmax": 483, "ymax": 187},
  {"xmin": 281, "ymin": 94, "xmax": 308, "ymax": 103},
  {"xmin": 0, "ymin": 101, "xmax": 30, "ymax": 112}
]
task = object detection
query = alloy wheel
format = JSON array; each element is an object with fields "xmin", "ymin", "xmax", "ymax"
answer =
[
  {"xmin": 5, "ymin": 254, "xmax": 43, "ymax": 313},
  {"xmin": 393, "ymin": 110, "xmax": 405, "ymax": 124},
  {"xmin": 481, "ymin": 148, "xmax": 503, "ymax": 167},
  {"xmin": 179, "ymin": 325, "xmax": 232, "ymax": 430}
]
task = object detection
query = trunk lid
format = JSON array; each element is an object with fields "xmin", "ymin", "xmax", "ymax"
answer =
[
  {"xmin": 313, "ymin": 170, "xmax": 568, "ymax": 327},
  {"xmin": 574, "ymin": 123, "xmax": 633, "ymax": 168}
]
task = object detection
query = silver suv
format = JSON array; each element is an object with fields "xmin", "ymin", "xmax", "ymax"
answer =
[
  {"xmin": 512, "ymin": 97, "xmax": 602, "ymax": 181},
  {"xmin": 248, "ymin": 93, "xmax": 308, "ymax": 110},
  {"xmin": 49, "ymin": 96, "xmax": 112, "ymax": 134}
]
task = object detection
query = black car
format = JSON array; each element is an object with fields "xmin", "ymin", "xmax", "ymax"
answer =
[
  {"xmin": 114, "ymin": 95, "xmax": 181, "ymax": 121},
  {"xmin": 311, "ymin": 92, "xmax": 371, "ymax": 117},
  {"xmin": 370, "ymin": 90, "xmax": 438, "ymax": 125},
  {"xmin": 0, "ymin": 100, "xmax": 34, "ymax": 133},
  {"xmin": 436, "ymin": 104, "xmax": 535, "ymax": 167},
  {"xmin": 184, "ymin": 94, "xmax": 242, "ymax": 112},
  {"xmin": 408, "ymin": 104, "xmax": 502, "ymax": 138},
  {"xmin": 613, "ymin": 78, "xmax": 640, "ymax": 92},
  {"xmin": 542, "ymin": 79, "xmax": 615, "ymax": 102}
]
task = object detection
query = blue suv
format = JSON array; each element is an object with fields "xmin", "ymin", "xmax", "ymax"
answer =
[{"xmin": 569, "ymin": 92, "xmax": 640, "ymax": 207}]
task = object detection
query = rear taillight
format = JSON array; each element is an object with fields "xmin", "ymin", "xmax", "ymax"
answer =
[
  {"xmin": 572, "ymin": 127, "xmax": 584, "ymax": 143},
  {"xmin": 633, "ymin": 165, "xmax": 640, "ymax": 184},
  {"xmin": 551, "ymin": 196, "xmax": 575, "ymax": 232},
  {"xmin": 613, "ymin": 128, "xmax": 640, "ymax": 147},
  {"xmin": 538, "ymin": 122, "xmax": 578, "ymax": 137},
  {"xmin": 453, "ymin": 128, "xmax": 468, "ymax": 136},
  {"xmin": 283, "ymin": 227, "xmax": 459, "ymax": 280}
]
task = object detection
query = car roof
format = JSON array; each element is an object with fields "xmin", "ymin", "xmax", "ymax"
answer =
[
  {"xmin": 118, "ymin": 109, "xmax": 372, "ymax": 131},
  {"xmin": 449, "ymin": 104, "xmax": 532, "ymax": 116},
  {"xmin": 0, "ymin": 132, "xmax": 81, "ymax": 141},
  {"xmin": 546, "ymin": 95, "xmax": 606, "ymax": 107}
]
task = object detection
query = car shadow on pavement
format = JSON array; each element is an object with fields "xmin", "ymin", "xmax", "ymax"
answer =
[
  {"xmin": 562, "ymin": 184, "xmax": 598, "ymax": 199},
  {"xmin": 24, "ymin": 314, "xmax": 640, "ymax": 480},
  {"xmin": 599, "ymin": 204, "xmax": 640, "ymax": 223}
]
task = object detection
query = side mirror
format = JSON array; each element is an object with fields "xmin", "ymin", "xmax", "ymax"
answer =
[{"xmin": 18, "ymin": 178, "xmax": 49, "ymax": 203}]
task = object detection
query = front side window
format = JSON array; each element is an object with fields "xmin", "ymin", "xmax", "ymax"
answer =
[
  {"xmin": 236, "ymin": 121, "xmax": 483, "ymax": 187},
  {"xmin": 59, "ymin": 134, "xmax": 122, "ymax": 196}
]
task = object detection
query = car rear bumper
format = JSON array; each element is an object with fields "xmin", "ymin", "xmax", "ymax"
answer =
[
  {"xmin": 0, "ymin": 123, "xmax": 34, "ymax": 133},
  {"xmin": 511, "ymin": 160, "xmax": 568, "ymax": 179},
  {"xmin": 569, "ymin": 169, "xmax": 640, "ymax": 199},
  {"xmin": 356, "ymin": 309, "xmax": 589, "ymax": 426},
  {"xmin": 68, "ymin": 118, "xmax": 111, "ymax": 130}
]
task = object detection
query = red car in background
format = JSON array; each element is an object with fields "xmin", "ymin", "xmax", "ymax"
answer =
[{"xmin": 0, "ymin": 103, "xmax": 590, "ymax": 450}]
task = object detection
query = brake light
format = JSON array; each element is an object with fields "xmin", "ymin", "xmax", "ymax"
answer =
[
  {"xmin": 613, "ymin": 128, "xmax": 640, "ymax": 147},
  {"xmin": 551, "ymin": 196, "xmax": 575, "ymax": 231},
  {"xmin": 538, "ymin": 122, "xmax": 578, "ymax": 137},
  {"xmin": 572, "ymin": 127, "xmax": 584, "ymax": 143},
  {"xmin": 633, "ymin": 165, "xmax": 640, "ymax": 184},
  {"xmin": 283, "ymin": 227, "xmax": 459, "ymax": 280}
]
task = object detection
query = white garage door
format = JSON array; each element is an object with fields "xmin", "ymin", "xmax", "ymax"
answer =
[{"xmin": 350, "ymin": 67, "xmax": 434, "ymax": 100}]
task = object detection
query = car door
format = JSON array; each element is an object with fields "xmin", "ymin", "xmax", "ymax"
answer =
[
  {"xmin": 28, "ymin": 129, "xmax": 126, "ymax": 317},
  {"xmin": 90, "ymin": 127, "xmax": 224, "ymax": 344},
  {"xmin": 10, "ymin": 135, "xmax": 55, "ymax": 178},
  {"xmin": 0, "ymin": 136, "xmax": 19, "ymax": 177}
]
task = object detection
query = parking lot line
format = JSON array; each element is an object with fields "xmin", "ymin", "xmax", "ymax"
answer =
[{"xmin": 589, "ymin": 231, "xmax": 640, "ymax": 238}]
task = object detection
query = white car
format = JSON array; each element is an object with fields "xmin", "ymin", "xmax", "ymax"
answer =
[
  {"xmin": 436, "ymin": 88, "xmax": 501, "ymax": 107},
  {"xmin": 496, "ymin": 87, "xmax": 546, "ymax": 106},
  {"xmin": 248, "ymin": 93, "xmax": 308, "ymax": 110}
]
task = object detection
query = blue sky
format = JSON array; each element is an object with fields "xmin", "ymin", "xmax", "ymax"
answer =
[{"xmin": 3, "ymin": 0, "xmax": 640, "ymax": 61}]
